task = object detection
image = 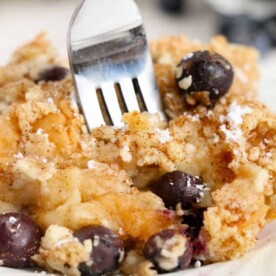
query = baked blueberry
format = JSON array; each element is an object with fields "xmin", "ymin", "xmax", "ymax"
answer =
[
  {"xmin": 0, "ymin": 213, "xmax": 42, "ymax": 268},
  {"xmin": 182, "ymin": 208, "xmax": 205, "ymax": 238},
  {"xmin": 144, "ymin": 228, "xmax": 193, "ymax": 273},
  {"xmin": 175, "ymin": 51, "xmax": 234, "ymax": 106},
  {"xmin": 151, "ymin": 171, "xmax": 206, "ymax": 209},
  {"xmin": 36, "ymin": 66, "xmax": 69, "ymax": 82},
  {"xmin": 74, "ymin": 225, "xmax": 125, "ymax": 276}
]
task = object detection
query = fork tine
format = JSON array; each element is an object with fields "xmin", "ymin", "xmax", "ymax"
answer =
[
  {"xmin": 137, "ymin": 53, "xmax": 165, "ymax": 119},
  {"xmin": 101, "ymin": 82, "xmax": 124, "ymax": 127},
  {"xmin": 119, "ymin": 78, "xmax": 140, "ymax": 112},
  {"xmin": 74, "ymin": 75, "xmax": 105, "ymax": 130}
]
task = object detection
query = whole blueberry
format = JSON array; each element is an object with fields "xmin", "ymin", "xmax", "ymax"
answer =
[
  {"xmin": 144, "ymin": 228, "xmax": 193, "ymax": 273},
  {"xmin": 74, "ymin": 225, "xmax": 124, "ymax": 276},
  {"xmin": 0, "ymin": 213, "xmax": 42, "ymax": 268},
  {"xmin": 36, "ymin": 66, "xmax": 69, "ymax": 82},
  {"xmin": 175, "ymin": 51, "xmax": 234, "ymax": 106},
  {"xmin": 151, "ymin": 171, "xmax": 206, "ymax": 209}
]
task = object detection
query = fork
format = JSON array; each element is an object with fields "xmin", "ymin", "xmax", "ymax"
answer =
[{"xmin": 67, "ymin": 0, "xmax": 164, "ymax": 131}]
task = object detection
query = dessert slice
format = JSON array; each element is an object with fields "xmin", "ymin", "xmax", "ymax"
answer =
[{"xmin": 0, "ymin": 33, "xmax": 275, "ymax": 275}]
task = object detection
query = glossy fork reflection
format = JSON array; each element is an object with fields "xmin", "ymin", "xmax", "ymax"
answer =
[{"xmin": 68, "ymin": 0, "xmax": 164, "ymax": 131}]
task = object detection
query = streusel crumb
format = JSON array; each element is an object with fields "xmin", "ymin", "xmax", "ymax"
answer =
[{"xmin": 32, "ymin": 225, "xmax": 91, "ymax": 276}]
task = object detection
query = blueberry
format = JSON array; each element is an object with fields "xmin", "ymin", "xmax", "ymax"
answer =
[
  {"xmin": 175, "ymin": 51, "xmax": 234, "ymax": 106},
  {"xmin": 151, "ymin": 171, "xmax": 206, "ymax": 209},
  {"xmin": 74, "ymin": 225, "xmax": 125, "ymax": 276},
  {"xmin": 0, "ymin": 213, "xmax": 42, "ymax": 268},
  {"xmin": 143, "ymin": 228, "xmax": 193, "ymax": 273},
  {"xmin": 36, "ymin": 66, "xmax": 69, "ymax": 82},
  {"xmin": 182, "ymin": 208, "xmax": 205, "ymax": 239}
]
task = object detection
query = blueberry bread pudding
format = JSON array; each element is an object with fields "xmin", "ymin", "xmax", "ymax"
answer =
[{"xmin": 0, "ymin": 33, "xmax": 275, "ymax": 275}]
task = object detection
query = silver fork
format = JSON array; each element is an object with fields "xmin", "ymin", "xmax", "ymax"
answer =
[{"xmin": 67, "ymin": 0, "xmax": 164, "ymax": 131}]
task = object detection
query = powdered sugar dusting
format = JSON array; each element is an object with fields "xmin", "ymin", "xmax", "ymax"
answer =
[
  {"xmin": 219, "ymin": 102, "xmax": 252, "ymax": 142},
  {"xmin": 46, "ymin": 97, "xmax": 54, "ymax": 104},
  {"xmin": 87, "ymin": 160, "xmax": 96, "ymax": 170},
  {"xmin": 227, "ymin": 102, "xmax": 252, "ymax": 125},
  {"xmin": 184, "ymin": 113, "xmax": 200, "ymax": 122},
  {"xmin": 36, "ymin": 128, "xmax": 49, "ymax": 138},
  {"xmin": 87, "ymin": 160, "xmax": 105, "ymax": 170},
  {"xmin": 220, "ymin": 124, "xmax": 243, "ymax": 141},
  {"xmin": 13, "ymin": 152, "xmax": 24, "ymax": 159},
  {"xmin": 155, "ymin": 129, "xmax": 172, "ymax": 144}
]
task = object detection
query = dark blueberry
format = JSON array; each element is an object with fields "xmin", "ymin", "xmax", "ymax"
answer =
[
  {"xmin": 143, "ymin": 228, "xmax": 193, "ymax": 273},
  {"xmin": 182, "ymin": 208, "xmax": 205, "ymax": 239},
  {"xmin": 175, "ymin": 51, "xmax": 234, "ymax": 106},
  {"xmin": 36, "ymin": 66, "xmax": 69, "ymax": 82},
  {"xmin": 0, "ymin": 213, "xmax": 42, "ymax": 268},
  {"xmin": 151, "ymin": 170, "xmax": 206, "ymax": 209},
  {"xmin": 74, "ymin": 225, "xmax": 124, "ymax": 276}
]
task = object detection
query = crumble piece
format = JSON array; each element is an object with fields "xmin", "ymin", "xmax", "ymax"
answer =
[
  {"xmin": 121, "ymin": 250, "xmax": 157, "ymax": 276},
  {"xmin": 32, "ymin": 225, "xmax": 91, "ymax": 276}
]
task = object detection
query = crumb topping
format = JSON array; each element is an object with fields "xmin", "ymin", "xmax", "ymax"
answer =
[
  {"xmin": 32, "ymin": 225, "xmax": 91, "ymax": 276},
  {"xmin": 0, "ymin": 33, "xmax": 275, "ymax": 275}
]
